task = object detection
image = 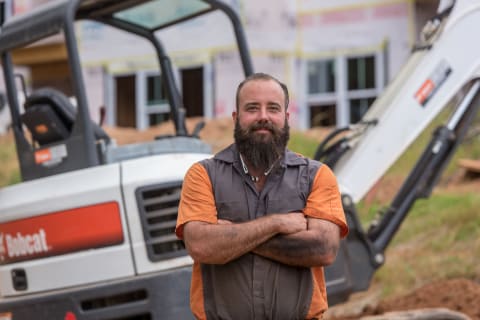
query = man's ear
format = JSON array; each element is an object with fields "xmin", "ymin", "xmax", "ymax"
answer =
[
  {"xmin": 232, "ymin": 111, "xmax": 237, "ymax": 122},
  {"xmin": 286, "ymin": 111, "xmax": 290, "ymax": 120}
]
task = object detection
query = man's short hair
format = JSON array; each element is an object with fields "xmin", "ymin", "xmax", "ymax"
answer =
[{"xmin": 235, "ymin": 73, "xmax": 289, "ymax": 111}]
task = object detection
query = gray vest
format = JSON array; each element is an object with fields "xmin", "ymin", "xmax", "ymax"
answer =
[{"xmin": 199, "ymin": 144, "xmax": 322, "ymax": 320}]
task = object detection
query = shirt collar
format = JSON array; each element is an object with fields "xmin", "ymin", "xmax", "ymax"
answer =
[{"xmin": 215, "ymin": 144, "xmax": 308, "ymax": 167}]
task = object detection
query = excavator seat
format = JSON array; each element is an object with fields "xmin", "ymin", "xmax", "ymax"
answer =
[
  {"xmin": 20, "ymin": 88, "xmax": 212, "ymax": 165},
  {"xmin": 21, "ymin": 88, "xmax": 110, "ymax": 146}
]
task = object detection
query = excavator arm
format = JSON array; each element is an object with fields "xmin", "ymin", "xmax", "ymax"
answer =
[{"xmin": 322, "ymin": 0, "xmax": 480, "ymax": 304}]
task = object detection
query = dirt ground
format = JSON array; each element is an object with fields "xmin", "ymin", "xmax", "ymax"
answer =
[
  {"xmin": 105, "ymin": 118, "xmax": 480, "ymax": 320},
  {"xmin": 376, "ymin": 279, "xmax": 480, "ymax": 318},
  {"xmin": 104, "ymin": 117, "xmax": 236, "ymax": 153},
  {"xmin": 325, "ymin": 278, "xmax": 480, "ymax": 320}
]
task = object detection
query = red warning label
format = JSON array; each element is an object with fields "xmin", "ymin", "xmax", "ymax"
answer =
[{"xmin": 414, "ymin": 60, "xmax": 451, "ymax": 106}]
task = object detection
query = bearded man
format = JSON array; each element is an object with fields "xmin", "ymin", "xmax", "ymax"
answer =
[{"xmin": 176, "ymin": 73, "xmax": 348, "ymax": 320}]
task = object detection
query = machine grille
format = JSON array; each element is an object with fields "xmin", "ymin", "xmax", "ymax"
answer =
[{"xmin": 136, "ymin": 182, "xmax": 187, "ymax": 262}]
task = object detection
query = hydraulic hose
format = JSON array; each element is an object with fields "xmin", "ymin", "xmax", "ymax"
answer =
[{"xmin": 313, "ymin": 126, "xmax": 351, "ymax": 161}]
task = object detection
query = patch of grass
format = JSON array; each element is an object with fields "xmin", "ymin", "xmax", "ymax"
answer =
[
  {"xmin": 288, "ymin": 130, "xmax": 320, "ymax": 159},
  {"xmin": 386, "ymin": 108, "xmax": 480, "ymax": 179},
  {"xmin": 6, "ymin": 169, "xmax": 21, "ymax": 185},
  {"xmin": 392, "ymin": 192, "xmax": 479, "ymax": 243},
  {"xmin": 371, "ymin": 191, "xmax": 480, "ymax": 299},
  {"xmin": 0, "ymin": 134, "xmax": 20, "ymax": 187}
]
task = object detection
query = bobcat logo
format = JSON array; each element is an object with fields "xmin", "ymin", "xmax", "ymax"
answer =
[{"xmin": 0, "ymin": 233, "xmax": 5, "ymax": 261}]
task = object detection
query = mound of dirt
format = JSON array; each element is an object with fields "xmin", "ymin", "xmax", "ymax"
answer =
[
  {"xmin": 104, "ymin": 117, "xmax": 235, "ymax": 153},
  {"xmin": 327, "ymin": 278, "xmax": 480, "ymax": 320},
  {"xmin": 375, "ymin": 279, "xmax": 480, "ymax": 318}
]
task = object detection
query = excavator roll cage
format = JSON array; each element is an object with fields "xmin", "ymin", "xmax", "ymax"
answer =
[{"xmin": 0, "ymin": 0, "xmax": 253, "ymax": 182}]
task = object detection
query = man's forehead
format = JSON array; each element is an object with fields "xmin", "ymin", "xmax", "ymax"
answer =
[
  {"xmin": 242, "ymin": 78, "xmax": 279, "ymax": 89},
  {"xmin": 239, "ymin": 79, "xmax": 284, "ymax": 98}
]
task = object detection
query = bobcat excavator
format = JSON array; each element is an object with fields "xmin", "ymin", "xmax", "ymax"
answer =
[
  {"xmin": 0, "ymin": 1, "xmax": 253, "ymax": 319},
  {"xmin": 321, "ymin": 0, "xmax": 480, "ymax": 305}
]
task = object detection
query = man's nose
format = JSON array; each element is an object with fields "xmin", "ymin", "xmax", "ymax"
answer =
[{"xmin": 258, "ymin": 106, "xmax": 269, "ymax": 120}]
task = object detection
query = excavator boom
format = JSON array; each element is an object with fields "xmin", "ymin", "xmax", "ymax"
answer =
[{"xmin": 323, "ymin": 0, "xmax": 480, "ymax": 304}]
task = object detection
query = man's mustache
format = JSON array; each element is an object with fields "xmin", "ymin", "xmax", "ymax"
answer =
[{"xmin": 248, "ymin": 122, "xmax": 277, "ymax": 133}]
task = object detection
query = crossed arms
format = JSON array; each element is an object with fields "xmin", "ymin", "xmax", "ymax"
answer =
[
  {"xmin": 179, "ymin": 162, "xmax": 345, "ymax": 267},
  {"xmin": 182, "ymin": 213, "xmax": 341, "ymax": 267}
]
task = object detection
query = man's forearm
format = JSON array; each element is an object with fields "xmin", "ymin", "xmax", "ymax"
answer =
[
  {"xmin": 184, "ymin": 218, "xmax": 278, "ymax": 264},
  {"xmin": 183, "ymin": 213, "xmax": 307, "ymax": 265},
  {"xmin": 252, "ymin": 228, "xmax": 339, "ymax": 267}
]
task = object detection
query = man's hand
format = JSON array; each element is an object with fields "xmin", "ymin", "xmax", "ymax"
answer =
[{"xmin": 274, "ymin": 212, "xmax": 308, "ymax": 234}]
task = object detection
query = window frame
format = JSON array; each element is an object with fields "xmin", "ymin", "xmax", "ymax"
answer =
[{"xmin": 305, "ymin": 48, "xmax": 386, "ymax": 128}]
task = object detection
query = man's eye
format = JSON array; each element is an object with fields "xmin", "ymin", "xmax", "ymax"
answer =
[{"xmin": 268, "ymin": 106, "xmax": 281, "ymax": 112}]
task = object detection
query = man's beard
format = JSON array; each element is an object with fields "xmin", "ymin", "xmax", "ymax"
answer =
[{"xmin": 234, "ymin": 118, "xmax": 290, "ymax": 171}]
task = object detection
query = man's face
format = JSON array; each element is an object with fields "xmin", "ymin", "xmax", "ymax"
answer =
[
  {"xmin": 233, "ymin": 79, "xmax": 289, "ymax": 137},
  {"xmin": 233, "ymin": 79, "xmax": 290, "ymax": 170}
]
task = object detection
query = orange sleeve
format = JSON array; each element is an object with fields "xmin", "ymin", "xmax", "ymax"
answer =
[
  {"xmin": 175, "ymin": 162, "xmax": 217, "ymax": 239},
  {"xmin": 303, "ymin": 165, "xmax": 349, "ymax": 238}
]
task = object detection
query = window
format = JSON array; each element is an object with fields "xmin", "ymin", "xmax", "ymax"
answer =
[
  {"xmin": 306, "ymin": 51, "xmax": 385, "ymax": 128},
  {"xmin": 149, "ymin": 113, "xmax": 170, "ymax": 126},
  {"xmin": 145, "ymin": 74, "xmax": 170, "ymax": 126},
  {"xmin": 348, "ymin": 56, "xmax": 375, "ymax": 90},
  {"xmin": 147, "ymin": 75, "xmax": 167, "ymax": 106},
  {"xmin": 349, "ymin": 97, "xmax": 375, "ymax": 123},
  {"xmin": 347, "ymin": 55, "xmax": 377, "ymax": 123},
  {"xmin": 308, "ymin": 60, "xmax": 335, "ymax": 94},
  {"xmin": 307, "ymin": 59, "xmax": 337, "ymax": 128}
]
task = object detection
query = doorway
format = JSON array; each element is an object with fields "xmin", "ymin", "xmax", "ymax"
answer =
[
  {"xmin": 115, "ymin": 75, "xmax": 136, "ymax": 127},
  {"xmin": 181, "ymin": 67, "xmax": 204, "ymax": 117}
]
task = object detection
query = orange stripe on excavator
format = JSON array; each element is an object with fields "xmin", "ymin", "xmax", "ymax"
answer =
[{"xmin": 0, "ymin": 202, "xmax": 124, "ymax": 265}]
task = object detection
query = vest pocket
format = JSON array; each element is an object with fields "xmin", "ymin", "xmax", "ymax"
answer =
[
  {"xmin": 267, "ymin": 196, "xmax": 305, "ymax": 214},
  {"xmin": 216, "ymin": 201, "xmax": 249, "ymax": 222}
]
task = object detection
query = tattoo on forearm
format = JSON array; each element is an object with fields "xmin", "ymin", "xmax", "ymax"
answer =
[{"xmin": 258, "ymin": 232, "xmax": 339, "ymax": 263}]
